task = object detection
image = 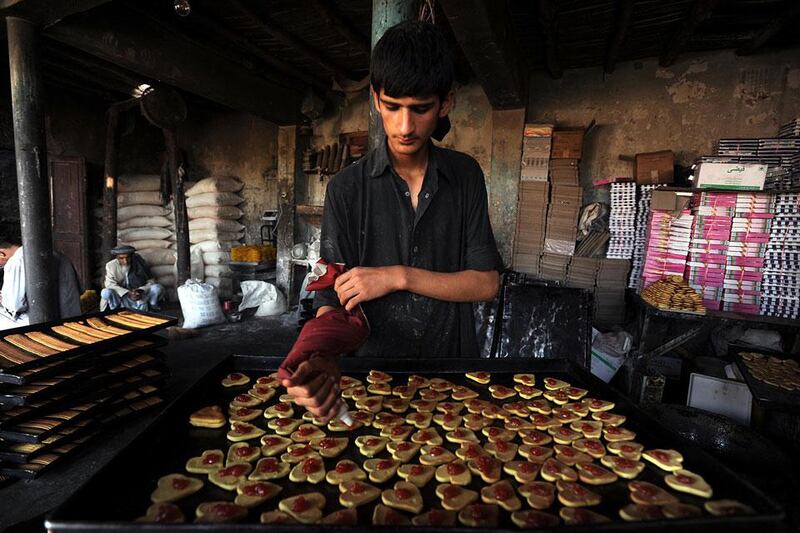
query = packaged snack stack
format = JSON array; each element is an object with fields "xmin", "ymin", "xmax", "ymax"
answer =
[
  {"xmin": 761, "ymin": 193, "xmax": 800, "ymax": 318},
  {"xmin": 628, "ymin": 184, "xmax": 661, "ymax": 289},
  {"xmin": 607, "ymin": 182, "xmax": 636, "ymax": 259},
  {"xmin": 641, "ymin": 209, "xmax": 694, "ymax": 290},
  {"xmin": 685, "ymin": 192, "xmax": 734, "ymax": 311}
]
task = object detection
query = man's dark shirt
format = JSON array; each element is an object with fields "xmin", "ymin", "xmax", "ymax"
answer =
[{"xmin": 314, "ymin": 140, "xmax": 503, "ymax": 358}]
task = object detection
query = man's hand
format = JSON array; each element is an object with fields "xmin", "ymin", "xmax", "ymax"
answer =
[
  {"xmin": 127, "ymin": 290, "xmax": 142, "ymax": 301},
  {"xmin": 334, "ymin": 266, "xmax": 406, "ymax": 312},
  {"xmin": 280, "ymin": 356, "xmax": 343, "ymax": 422}
]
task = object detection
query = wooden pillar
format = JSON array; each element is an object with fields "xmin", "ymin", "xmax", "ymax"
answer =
[
  {"xmin": 276, "ymin": 126, "xmax": 298, "ymax": 303},
  {"xmin": 163, "ymin": 128, "xmax": 190, "ymax": 285},
  {"xmin": 6, "ymin": 17, "xmax": 58, "ymax": 323},
  {"xmin": 489, "ymin": 109, "xmax": 526, "ymax": 267},
  {"xmin": 368, "ymin": 0, "xmax": 416, "ymax": 150}
]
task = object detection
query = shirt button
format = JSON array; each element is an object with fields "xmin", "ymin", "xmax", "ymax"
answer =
[
  {"xmin": 412, "ymin": 246, "xmax": 419, "ymax": 254},
  {"xmin": 424, "ymin": 193, "xmax": 430, "ymax": 199},
  {"xmin": 404, "ymin": 191, "xmax": 410, "ymax": 197}
]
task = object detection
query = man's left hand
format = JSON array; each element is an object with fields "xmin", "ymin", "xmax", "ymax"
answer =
[{"xmin": 334, "ymin": 266, "xmax": 405, "ymax": 312}]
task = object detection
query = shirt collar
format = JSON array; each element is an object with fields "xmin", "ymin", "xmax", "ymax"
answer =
[{"xmin": 367, "ymin": 139, "xmax": 450, "ymax": 182}]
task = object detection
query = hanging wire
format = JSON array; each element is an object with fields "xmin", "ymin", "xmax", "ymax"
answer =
[{"xmin": 418, "ymin": 0, "xmax": 435, "ymax": 23}]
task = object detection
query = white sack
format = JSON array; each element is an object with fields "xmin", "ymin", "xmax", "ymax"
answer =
[
  {"xmin": 118, "ymin": 191, "xmax": 163, "ymax": 206},
  {"xmin": 118, "ymin": 205, "xmax": 169, "ymax": 221},
  {"xmin": 178, "ymin": 279, "xmax": 225, "ymax": 329},
  {"xmin": 239, "ymin": 281, "xmax": 287, "ymax": 317},
  {"xmin": 189, "ymin": 230, "xmax": 243, "ymax": 244},
  {"xmin": 138, "ymin": 248, "xmax": 177, "ymax": 267},
  {"xmin": 204, "ymin": 264, "xmax": 229, "ymax": 278},
  {"xmin": 202, "ymin": 251, "xmax": 229, "ymax": 265},
  {"xmin": 117, "ymin": 216, "xmax": 172, "ymax": 230},
  {"xmin": 187, "ymin": 205, "xmax": 243, "ymax": 220},
  {"xmin": 185, "ymin": 192, "xmax": 243, "ymax": 208},
  {"xmin": 118, "ymin": 174, "xmax": 161, "ymax": 192},
  {"xmin": 120, "ymin": 239, "xmax": 172, "ymax": 250},
  {"xmin": 191, "ymin": 240, "xmax": 239, "ymax": 253},
  {"xmin": 118, "ymin": 227, "xmax": 172, "ymax": 241},
  {"xmin": 188, "ymin": 218, "xmax": 244, "ymax": 233},
  {"xmin": 185, "ymin": 177, "xmax": 243, "ymax": 196}
]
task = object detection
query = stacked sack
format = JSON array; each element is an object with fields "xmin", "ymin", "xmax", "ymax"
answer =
[
  {"xmin": 116, "ymin": 174, "xmax": 178, "ymax": 300},
  {"xmin": 186, "ymin": 177, "xmax": 245, "ymax": 298}
]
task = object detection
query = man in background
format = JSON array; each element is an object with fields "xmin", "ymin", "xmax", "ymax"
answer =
[
  {"xmin": 101, "ymin": 245, "xmax": 163, "ymax": 312},
  {"xmin": 0, "ymin": 233, "xmax": 82, "ymax": 330}
]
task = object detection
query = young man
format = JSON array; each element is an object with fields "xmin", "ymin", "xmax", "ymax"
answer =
[
  {"xmin": 101, "ymin": 245, "xmax": 164, "ymax": 312},
  {"xmin": 283, "ymin": 21, "xmax": 503, "ymax": 421},
  {"xmin": 0, "ymin": 233, "xmax": 82, "ymax": 329}
]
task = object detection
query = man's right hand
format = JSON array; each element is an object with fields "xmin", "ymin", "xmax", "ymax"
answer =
[
  {"xmin": 280, "ymin": 356, "xmax": 343, "ymax": 423},
  {"xmin": 128, "ymin": 290, "xmax": 142, "ymax": 301}
]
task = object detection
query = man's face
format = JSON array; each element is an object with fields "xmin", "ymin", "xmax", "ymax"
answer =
[
  {"xmin": 117, "ymin": 254, "xmax": 131, "ymax": 267},
  {"xmin": 373, "ymin": 89, "xmax": 453, "ymax": 157}
]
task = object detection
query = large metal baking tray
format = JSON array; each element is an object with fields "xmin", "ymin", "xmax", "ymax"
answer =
[
  {"xmin": 47, "ymin": 356, "xmax": 784, "ymax": 532},
  {"xmin": 731, "ymin": 345, "xmax": 800, "ymax": 413},
  {"xmin": 0, "ymin": 310, "xmax": 175, "ymax": 380}
]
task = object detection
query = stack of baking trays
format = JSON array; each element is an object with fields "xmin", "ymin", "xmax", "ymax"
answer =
[
  {"xmin": 0, "ymin": 310, "xmax": 175, "ymax": 480},
  {"xmin": 46, "ymin": 355, "xmax": 782, "ymax": 531}
]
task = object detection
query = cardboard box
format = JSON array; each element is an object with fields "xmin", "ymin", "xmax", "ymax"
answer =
[
  {"xmin": 551, "ymin": 130, "xmax": 584, "ymax": 159},
  {"xmin": 635, "ymin": 150, "xmax": 674, "ymax": 184},
  {"xmin": 651, "ymin": 190, "xmax": 692, "ymax": 213},
  {"xmin": 694, "ymin": 162, "xmax": 767, "ymax": 191}
]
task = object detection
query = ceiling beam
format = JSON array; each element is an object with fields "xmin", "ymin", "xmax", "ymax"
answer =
[
  {"xmin": 0, "ymin": 0, "xmax": 109, "ymax": 27},
  {"xmin": 604, "ymin": 0, "xmax": 634, "ymax": 73},
  {"xmin": 736, "ymin": 2, "xmax": 800, "ymax": 56},
  {"xmin": 660, "ymin": 0, "xmax": 719, "ymax": 67},
  {"xmin": 45, "ymin": 9, "xmax": 303, "ymax": 124},
  {"xmin": 439, "ymin": 0, "xmax": 527, "ymax": 109},
  {"xmin": 537, "ymin": 0, "xmax": 562, "ymax": 79},
  {"xmin": 229, "ymin": 0, "xmax": 353, "ymax": 81},
  {"xmin": 311, "ymin": 0, "xmax": 371, "ymax": 57}
]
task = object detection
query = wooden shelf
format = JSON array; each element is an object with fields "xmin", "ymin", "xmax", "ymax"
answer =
[{"xmin": 296, "ymin": 204, "xmax": 324, "ymax": 216}]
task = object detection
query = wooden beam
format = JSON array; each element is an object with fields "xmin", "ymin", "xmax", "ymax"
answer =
[
  {"xmin": 660, "ymin": 0, "xmax": 719, "ymax": 67},
  {"xmin": 0, "ymin": 0, "xmax": 109, "ymax": 28},
  {"xmin": 45, "ymin": 10, "xmax": 303, "ymax": 125},
  {"xmin": 229, "ymin": 0, "xmax": 353, "ymax": 81},
  {"xmin": 439, "ymin": 0, "xmax": 527, "ymax": 109},
  {"xmin": 311, "ymin": 0, "xmax": 371, "ymax": 57},
  {"xmin": 604, "ymin": 0, "xmax": 635, "ymax": 73},
  {"xmin": 537, "ymin": 0, "xmax": 562, "ymax": 79},
  {"xmin": 736, "ymin": 2, "xmax": 800, "ymax": 56}
]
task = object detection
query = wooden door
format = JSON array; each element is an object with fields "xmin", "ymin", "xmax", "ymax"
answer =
[{"xmin": 50, "ymin": 156, "xmax": 89, "ymax": 289}]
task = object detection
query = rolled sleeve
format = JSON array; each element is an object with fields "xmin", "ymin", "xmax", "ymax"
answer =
[
  {"xmin": 313, "ymin": 177, "xmax": 355, "ymax": 311},
  {"xmin": 464, "ymin": 171, "xmax": 504, "ymax": 273}
]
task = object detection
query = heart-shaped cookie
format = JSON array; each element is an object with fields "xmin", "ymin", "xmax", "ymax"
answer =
[
  {"xmin": 503, "ymin": 461, "xmax": 541, "ymax": 483},
  {"xmin": 386, "ymin": 440, "xmax": 420, "ymax": 462},
  {"xmin": 704, "ymin": 500, "xmax": 755, "ymax": 517},
  {"xmin": 209, "ymin": 463, "xmax": 253, "ymax": 490},
  {"xmin": 429, "ymin": 378, "xmax": 455, "ymax": 391},
  {"xmin": 328, "ymin": 417, "xmax": 363, "ymax": 432},
  {"xmin": 234, "ymin": 480, "xmax": 281, "ymax": 507},
  {"xmin": 445, "ymin": 428, "xmax": 479, "ymax": 444},
  {"xmin": 381, "ymin": 424, "xmax": 413, "ymax": 441},
  {"xmin": 484, "ymin": 440, "xmax": 519, "ymax": 462},
  {"xmin": 513, "ymin": 373, "xmax": 536, "ymax": 385},
  {"xmin": 532, "ymin": 415, "xmax": 561, "ymax": 431},
  {"xmin": 264, "ymin": 402, "xmax": 294, "ymax": 419},
  {"xmin": 397, "ymin": 463, "xmax": 435, "ymax": 487},
  {"xmin": 455, "ymin": 442, "xmax": 488, "ymax": 461},
  {"xmin": 584, "ymin": 398, "xmax": 615, "ymax": 412},
  {"xmin": 249, "ymin": 457, "xmax": 290, "ymax": 480},
  {"xmin": 230, "ymin": 394, "xmax": 262, "ymax": 408},
  {"xmin": 189, "ymin": 405, "xmax": 226, "ymax": 429},
  {"xmin": 150, "ymin": 474, "xmax": 203, "ymax": 503},
  {"xmin": 255, "ymin": 374, "xmax": 280, "ymax": 388},
  {"xmin": 518, "ymin": 445, "xmax": 554, "ymax": 463},
  {"xmin": 504, "ymin": 416, "xmax": 534, "ymax": 431},
  {"xmin": 481, "ymin": 480, "xmax": 522, "ymax": 511},
  {"xmin": 463, "ymin": 414, "xmax": 492, "ymax": 430},
  {"xmin": 628, "ymin": 481, "xmax": 679, "ymax": 506},
  {"xmin": 554, "ymin": 444, "xmax": 592, "ymax": 466},
  {"xmin": 607, "ymin": 441, "xmax": 643, "ymax": 460},
  {"xmin": 436, "ymin": 483, "xmax": 479, "ymax": 511},
  {"xmin": 355, "ymin": 396, "xmax": 383, "ymax": 413},
  {"xmin": 514, "ymin": 384, "xmax": 543, "ymax": 399},
  {"xmin": 350, "ymin": 410, "xmax": 374, "ymax": 426},
  {"xmin": 407, "ymin": 374, "xmax": 429, "ymax": 388},
  {"xmin": 419, "ymin": 389, "xmax": 448, "ymax": 402},
  {"xmin": 278, "ymin": 492, "xmax": 326, "ymax": 524},
  {"xmin": 573, "ymin": 438, "xmax": 606, "ymax": 459},
  {"xmin": 576, "ymin": 463, "xmax": 618, "ymax": 485},
  {"xmin": 451, "ymin": 386, "xmax": 479, "ymax": 401},
  {"xmin": 135, "ymin": 503, "xmax": 185, "ymax": 523},
  {"xmin": 571, "ymin": 420, "xmax": 603, "ymax": 439},
  {"xmin": 222, "ymin": 372, "xmax": 250, "ymax": 387},
  {"xmin": 465, "ymin": 399, "xmax": 491, "ymax": 413},
  {"xmin": 382, "ymin": 480, "xmax": 423, "ymax": 513},
  {"xmin": 662, "ymin": 502, "xmax": 702, "ymax": 519},
  {"xmin": 339, "ymin": 480, "xmax": 381, "ymax": 507},
  {"xmin": 466, "ymin": 371, "xmax": 491, "ymax": 384},
  {"xmin": 411, "ymin": 428, "xmax": 443, "ymax": 445},
  {"xmin": 260, "ymin": 435, "xmax": 292, "ymax": 456},
  {"xmin": 564, "ymin": 386, "xmax": 588, "ymax": 400},
  {"xmin": 355, "ymin": 436, "xmax": 388, "ymax": 457},
  {"xmin": 339, "ymin": 375, "xmax": 362, "ymax": 389},
  {"xmin": 405, "ymin": 411, "xmax": 432, "ymax": 428},
  {"xmin": 592, "ymin": 411, "xmax": 626, "ymax": 426},
  {"xmin": 309, "ymin": 436, "xmax": 348, "ymax": 458},
  {"xmin": 435, "ymin": 459, "xmax": 472, "ymax": 485},
  {"xmin": 391, "ymin": 384, "xmax": 417, "ymax": 399},
  {"xmin": 409, "ymin": 399, "xmax": 437, "ymax": 413},
  {"xmin": 552, "ymin": 408, "xmax": 580, "ymax": 423},
  {"xmin": 482, "ymin": 426, "xmax": 515, "ymax": 442},
  {"xmin": 227, "ymin": 422, "xmax": 265, "ymax": 442},
  {"xmin": 549, "ymin": 426, "xmax": 582, "ymax": 444},
  {"xmin": 467, "ymin": 455, "xmax": 501, "ymax": 483},
  {"xmin": 279, "ymin": 393, "xmax": 296, "ymax": 403},
  {"xmin": 600, "ymin": 456, "xmax": 645, "ymax": 479},
  {"xmin": 326, "ymin": 459, "xmax": 366, "ymax": 485},
  {"xmin": 267, "ymin": 417, "xmax": 302, "ymax": 435},
  {"xmin": 289, "ymin": 455, "xmax": 326, "ymax": 484},
  {"xmin": 603, "ymin": 426, "xmax": 636, "ymax": 442},
  {"xmin": 185, "ymin": 449, "xmax": 224, "ymax": 474},
  {"xmin": 228, "ymin": 406, "xmax": 260, "ymax": 422},
  {"xmin": 363, "ymin": 458, "xmax": 400, "ymax": 483},
  {"xmin": 664, "ymin": 469, "xmax": 713, "ymax": 498},
  {"xmin": 543, "ymin": 390, "xmax": 570, "ymax": 405},
  {"xmin": 436, "ymin": 401, "xmax": 465, "ymax": 414},
  {"xmin": 511, "ymin": 510, "xmax": 560, "ymax": 528},
  {"xmin": 562, "ymin": 402, "xmax": 590, "ymax": 417},
  {"xmin": 195, "ymin": 501, "xmax": 247, "ymax": 523},
  {"xmin": 432, "ymin": 413, "xmax": 462, "ymax": 431},
  {"xmin": 372, "ymin": 504, "xmax": 411, "ymax": 526},
  {"xmin": 226, "ymin": 443, "xmax": 261, "ymax": 465},
  {"xmin": 368, "ymin": 382, "xmax": 392, "ymax": 395},
  {"xmin": 367, "ymin": 369, "xmax": 392, "ymax": 383},
  {"xmin": 248, "ymin": 385, "xmax": 276, "ymax": 402},
  {"xmin": 481, "ymin": 405, "xmax": 510, "ymax": 420},
  {"xmin": 540, "ymin": 458, "xmax": 577, "ymax": 482},
  {"xmin": 412, "ymin": 508, "xmax": 457, "ymax": 526},
  {"xmin": 373, "ymin": 412, "xmax": 404, "ymax": 429},
  {"xmin": 642, "ymin": 448, "xmax": 683, "ymax": 471},
  {"xmin": 300, "ymin": 410, "xmax": 325, "ymax": 425},
  {"xmin": 281, "ymin": 443, "xmax": 316, "ymax": 463},
  {"xmin": 543, "ymin": 377, "xmax": 569, "ymax": 390},
  {"xmin": 519, "ymin": 429, "xmax": 553, "ymax": 446},
  {"xmin": 518, "ymin": 481, "xmax": 556, "ymax": 510},
  {"xmin": 259, "ymin": 511, "xmax": 297, "ymax": 524},
  {"xmin": 420, "ymin": 445, "xmax": 456, "ymax": 466},
  {"xmin": 619, "ymin": 503, "xmax": 665, "ymax": 521},
  {"xmin": 320, "ymin": 508, "xmax": 358, "ymax": 526},
  {"xmin": 556, "ymin": 480, "xmax": 602, "ymax": 507},
  {"xmin": 458, "ymin": 504, "xmax": 499, "ymax": 528},
  {"xmin": 290, "ymin": 424, "xmax": 325, "ymax": 442},
  {"xmin": 342, "ymin": 386, "xmax": 367, "ymax": 400},
  {"xmin": 526, "ymin": 399, "xmax": 553, "ymax": 415},
  {"xmin": 560, "ymin": 507, "xmax": 611, "ymax": 525}
]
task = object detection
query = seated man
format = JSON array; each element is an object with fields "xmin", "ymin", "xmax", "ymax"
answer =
[
  {"xmin": 0, "ymin": 233, "xmax": 82, "ymax": 330},
  {"xmin": 101, "ymin": 245, "xmax": 163, "ymax": 312}
]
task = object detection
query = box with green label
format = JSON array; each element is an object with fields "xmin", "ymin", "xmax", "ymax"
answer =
[{"xmin": 695, "ymin": 162, "xmax": 767, "ymax": 190}]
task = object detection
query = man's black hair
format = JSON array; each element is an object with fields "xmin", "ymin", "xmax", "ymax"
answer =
[
  {"xmin": 0, "ymin": 230, "xmax": 21, "ymax": 249},
  {"xmin": 370, "ymin": 20, "xmax": 455, "ymax": 102}
]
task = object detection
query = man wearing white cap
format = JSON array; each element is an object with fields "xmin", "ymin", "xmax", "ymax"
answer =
[{"xmin": 101, "ymin": 245, "xmax": 163, "ymax": 312}]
